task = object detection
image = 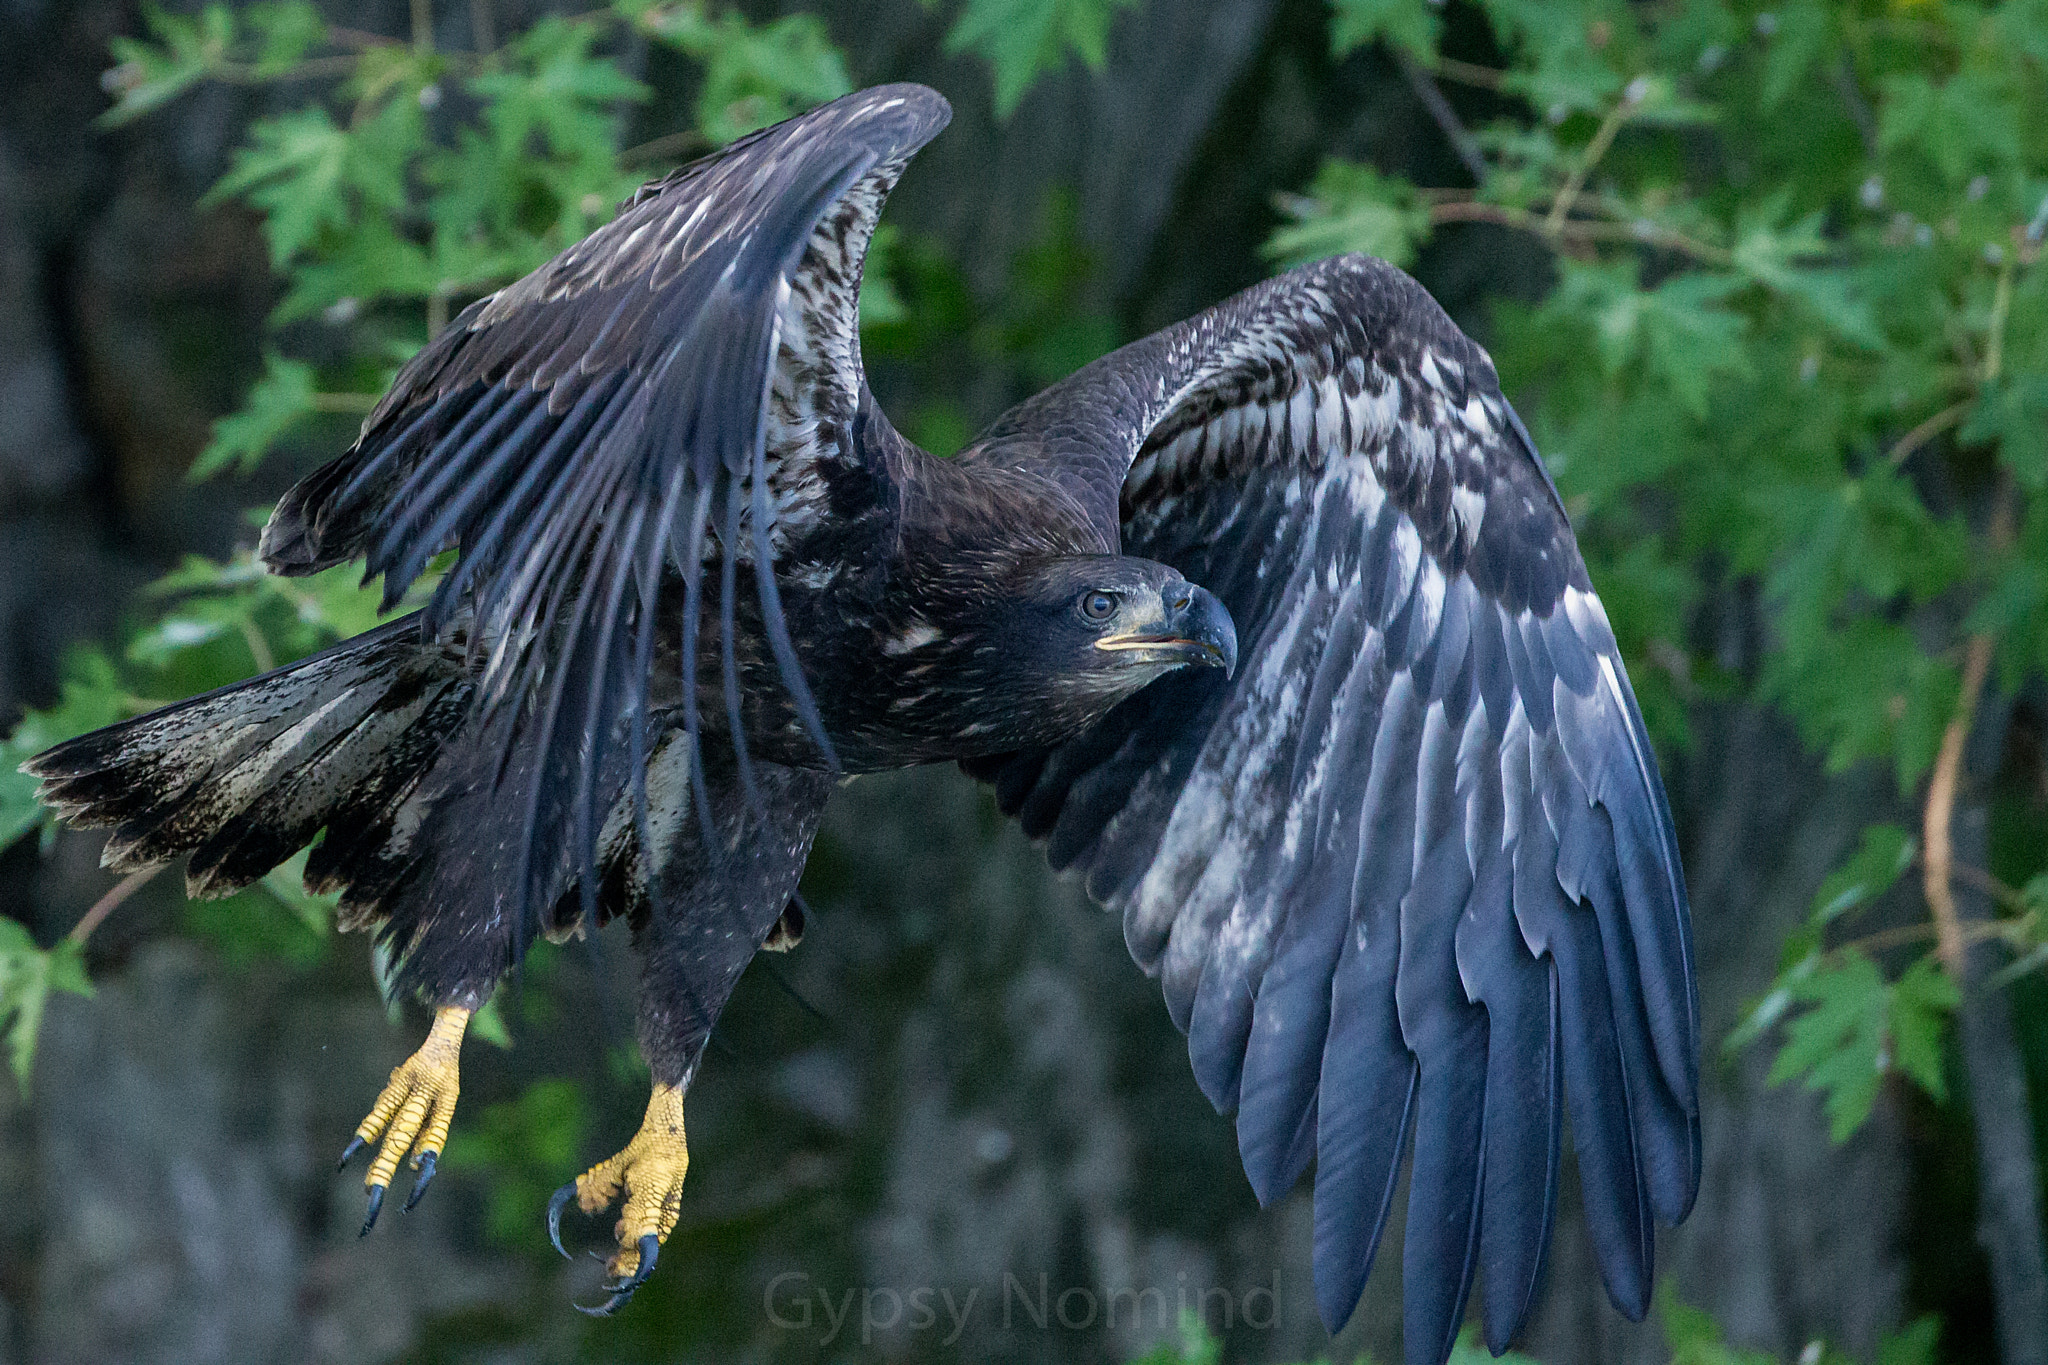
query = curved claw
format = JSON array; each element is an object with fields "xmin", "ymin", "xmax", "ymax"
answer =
[
  {"xmin": 546, "ymin": 1180, "xmax": 578, "ymax": 1259},
  {"xmin": 359, "ymin": 1182, "xmax": 387, "ymax": 1238},
  {"xmin": 574, "ymin": 1236, "xmax": 661, "ymax": 1316},
  {"xmin": 403, "ymin": 1152, "xmax": 438, "ymax": 1213},
  {"xmin": 575, "ymin": 1289, "xmax": 636, "ymax": 1318},
  {"xmin": 337, "ymin": 1135, "xmax": 365, "ymax": 1172}
]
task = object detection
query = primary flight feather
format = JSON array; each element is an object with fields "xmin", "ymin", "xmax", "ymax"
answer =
[{"xmin": 26, "ymin": 83, "xmax": 1696, "ymax": 1359}]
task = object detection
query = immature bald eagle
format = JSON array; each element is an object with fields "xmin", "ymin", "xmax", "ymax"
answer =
[{"xmin": 27, "ymin": 85, "xmax": 1696, "ymax": 1363}]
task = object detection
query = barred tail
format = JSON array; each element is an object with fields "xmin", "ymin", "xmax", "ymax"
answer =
[{"xmin": 24, "ymin": 613, "xmax": 474, "ymax": 902}]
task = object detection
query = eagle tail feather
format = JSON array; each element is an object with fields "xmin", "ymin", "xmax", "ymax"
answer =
[{"xmin": 24, "ymin": 613, "xmax": 471, "ymax": 902}]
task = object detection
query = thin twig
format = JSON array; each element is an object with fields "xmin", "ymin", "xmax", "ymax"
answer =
[
  {"xmin": 1922, "ymin": 256, "xmax": 2034, "ymax": 965},
  {"xmin": 1429, "ymin": 56, "xmax": 1506, "ymax": 91},
  {"xmin": 1927, "ymin": 632, "xmax": 1995, "ymax": 976},
  {"xmin": 1925, "ymin": 480, "xmax": 2018, "ymax": 976},
  {"xmin": 1884, "ymin": 400, "xmax": 1969, "ymax": 469},
  {"xmin": 66, "ymin": 867, "xmax": 163, "ymax": 946},
  {"xmin": 1429, "ymin": 198, "xmax": 1733, "ymax": 266},
  {"xmin": 1396, "ymin": 51, "xmax": 1487, "ymax": 184},
  {"xmin": 469, "ymin": 0, "xmax": 495, "ymax": 54},
  {"xmin": 203, "ymin": 56, "xmax": 362, "ymax": 85},
  {"xmin": 238, "ymin": 617, "xmax": 276, "ymax": 674},
  {"xmin": 410, "ymin": 0, "xmax": 435, "ymax": 54},
  {"xmin": 1837, "ymin": 918, "xmax": 2015, "ymax": 958},
  {"xmin": 1545, "ymin": 85, "xmax": 1641, "ymax": 237},
  {"xmin": 327, "ymin": 26, "xmax": 408, "ymax": 51},
  {"xmin": 1984, "ymin": 253, "xmax": 2017, "ymax": 383},
  {"xmin": 1952, "ymin": 860, "xmax": 2035, "ymax": 916}
]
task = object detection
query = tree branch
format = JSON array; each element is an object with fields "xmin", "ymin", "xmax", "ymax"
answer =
[
  {"xmin": 66, "ymin": 867, "xmax": 163, "ymax": 946},
  {"xmin": 1928, "ymin": 634, "xmax": 1991, "ymax": 976},
  {"xmin": 1884, "ymin": 399, "xmax": 1968, "ymax": 470},
  {"xmin": 1545, "ymin": 84, "xmax": 1642, "ymax": 237},
  {"xmin": 1428, "ymin": 198, "xmax": 1733, "ymax": 266},
  {"xmin": 1395, "ymin": 51, "xmax": 1487, "ymax": 184}
]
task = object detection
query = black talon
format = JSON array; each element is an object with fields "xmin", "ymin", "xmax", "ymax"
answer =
[
  {"xmin": 403, "ymin": 1152, "xmax": 438, "ymax": 1212},
  {"xmin": 337, "ymin": 1136, "xmax": 365, "ymax": 1172},
  {"xmin": 575, "ymin": 1290, "xmax": 635, "ymax": 1318},
  {"xmin": 547, "ymin": 1181, "xmax": 578, "ymax": 1259},
  {"xmin": 572, "ymin": 1235, "xmax": 660, "ymax": 1316},
  {"xmin": 359, "ymin": 1182, "xmax": 386, "ymax": 1237},
  {"xmin": 625, "ymin": 1234, "xmax": 660, "ymax": 1287}
]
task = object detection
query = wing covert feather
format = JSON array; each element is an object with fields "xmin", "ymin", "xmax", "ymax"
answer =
[{"xmin": 967, "ymin": 255, "xmax": 1698, "ymax": 1363}]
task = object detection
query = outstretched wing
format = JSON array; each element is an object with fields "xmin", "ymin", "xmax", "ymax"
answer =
[
  {"xmin": 967, "ymin": 255, "xmax": 1698, "ymax": 1363},
  {"xmin": 258, "ymin": 85, "xmax": 950, "ymax": 932}
]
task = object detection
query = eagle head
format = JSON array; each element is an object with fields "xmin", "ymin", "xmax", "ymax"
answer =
[
  {"xmin": 1027, "ymin": 555, "xmax": 1238, "ymax": 684},
  {"xmin": 949, "ymin": 555, "xmax": 1238, "ymax": 747}
]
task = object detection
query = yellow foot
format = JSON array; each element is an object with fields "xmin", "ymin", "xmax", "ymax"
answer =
[
  {"xmin": 547, "ymin": 1083, "xmax": 689, "ymax": 1315},
  {"xmin": 338, "ymin": 1004, "xmax": 470, "ymax": 1234}
]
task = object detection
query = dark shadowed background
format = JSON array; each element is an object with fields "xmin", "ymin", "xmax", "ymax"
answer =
[{"xmin": 2, "ymin": 1, "xmax": 2043, "ymax": 1362}]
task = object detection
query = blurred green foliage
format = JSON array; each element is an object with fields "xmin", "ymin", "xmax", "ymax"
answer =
[{"xmin": 1130, "ymin": 1285, "xmax": 1940, "ymax": 1365}]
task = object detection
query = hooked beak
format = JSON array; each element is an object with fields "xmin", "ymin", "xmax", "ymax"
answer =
[{"xmin": 1094, "ymin": 583, "xmax": 1239, "ymax": 679}]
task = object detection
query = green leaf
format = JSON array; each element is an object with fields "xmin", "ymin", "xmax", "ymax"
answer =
[
  {"xmin": 0, "ymin": 919, "xmax": 96, "ymax": 1094},
  {"xmin": 1767, "ymin": 950, "xmax": 1887, "ymax": 1141},
  {"xmin": 1877, "ymin": 1316, "xmax": 1943, "ymax": 1365},
  {"xmin": 1551, "ymin": 262, "xmax": 1750, "ymax": 418},
  {"xmin": 1808, "ymin": 824, "xmax": 1915, "ymax": 927},
  {"xmin": 1329, "ymin": 0, "xmax": 1441, "ymax": 61},
  {"xmin": 186, "ymin": 850, "xmax": 334, "ymax": 971},
  {"xmin": 1477, "ymin": 0, "xmax": 1624, "ymax": 116},
  {"xmin": 1962, "ymin": 375, "xmax": 2048, "ymax": 492},
  {"xmin": 1878, "ymin": 70, "xmax": 2024, "ymax": 187},
  {"xmin": 244, "ymin": 0, "xmax": 325, "ymax": 75},
  {"xmin": 99, "ymin": 2, "xmax": 225, "ymax": 126},
  {"xmin": 1448, "ymin": 1324, "xmax": 1543, "ymax": 1363},
  {"xmin": 1264, "ymin": 159, "xmax": 1432, "ymax": 269},
  {"xmin": 469, "ymin": 995, "xmax": 514, "ymax": 1049},
  {"xmin": 471, "ymin": 16, "xmax": 649, "ymax": 155},
  {"xmin": 630, "ymin": 3, "xmax": 849, "ymax": 144},
  {"xmin": 1756, "ymin": 0, "xmax": 1832, "ymax": 111},
  {"xmin": 1730, "ymin": 217, "xmax": 1881, "ymax": 350},
  {"xmin": 208, "ymin": 107, "xmax": 355, "ymax": 265},
  {"xmin": 1889, "ymin": 955, "xmax": 1957, "ymax": 1104},
  {"xmin": 191, "ymin": 352, "xmax": 318, "ymax": 480},
  {"xmin": 442, "ymin": 1078, "xmax": 587, "ymax": 1244},
  {"xmin": 1127, "ymin": 1310, "xmax": 1220, "ymax": 1365},
  {"xmin": 1658, "ymin": 1282, "xmax": 1780, "ymax": 1365},
  {"xmin": 0, "ymin": 648, "xmax": 127, "ymax": 855},
  {"xmin": 1766, "ymin": 948, "xmax": 1958, "ymax": 1143},
  {"xmin": 942, "ymin": 0, "xmax": 1140, "ymax": 118}
]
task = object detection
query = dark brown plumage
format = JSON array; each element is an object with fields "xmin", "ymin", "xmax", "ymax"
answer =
[{"xmin": 26, "ymin": 84, "xmax": 1695, "ymax": 1361}]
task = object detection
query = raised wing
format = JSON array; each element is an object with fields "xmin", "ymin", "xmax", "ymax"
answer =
[
  {"xmin": 257, "ymin": 85, "xmax": 950, "ymax": 931},
  {"xmin": 967, "ymin": 255, "xmax": 1698, "ymax": 1363}
]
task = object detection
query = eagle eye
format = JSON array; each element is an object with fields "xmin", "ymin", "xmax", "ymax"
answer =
[{"xmin": 1079, "ymin": 590, "xmax": 1119, "ymax": 622}]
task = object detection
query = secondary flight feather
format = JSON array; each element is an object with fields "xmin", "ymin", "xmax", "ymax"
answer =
[{"xmin": 27, "ymin": 84, "xmax": 1696, "ymax": 1359}]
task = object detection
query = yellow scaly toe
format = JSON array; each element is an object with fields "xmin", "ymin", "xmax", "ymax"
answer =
[
  {"xmin": 547, "ymin": 1082, "xmax": 689, "ymax": 1314},
  {"xmin": 339, "ymin": 1004, "xmax": 470, "ymax": 1233}
]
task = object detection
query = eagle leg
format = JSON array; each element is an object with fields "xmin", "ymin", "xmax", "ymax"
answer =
[
  {"xmin": 549, "ymin": 1081, "xmax": 689, "ymax": 1313},
  {"xmin": 339, "ymin": 1004, "xmax": 471, "ymax": 1233}
]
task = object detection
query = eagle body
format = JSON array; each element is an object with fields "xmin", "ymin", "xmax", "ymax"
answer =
[{"xmin": 28, "ymin": 84, "xmax": 1699, "ymax": 1364}]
